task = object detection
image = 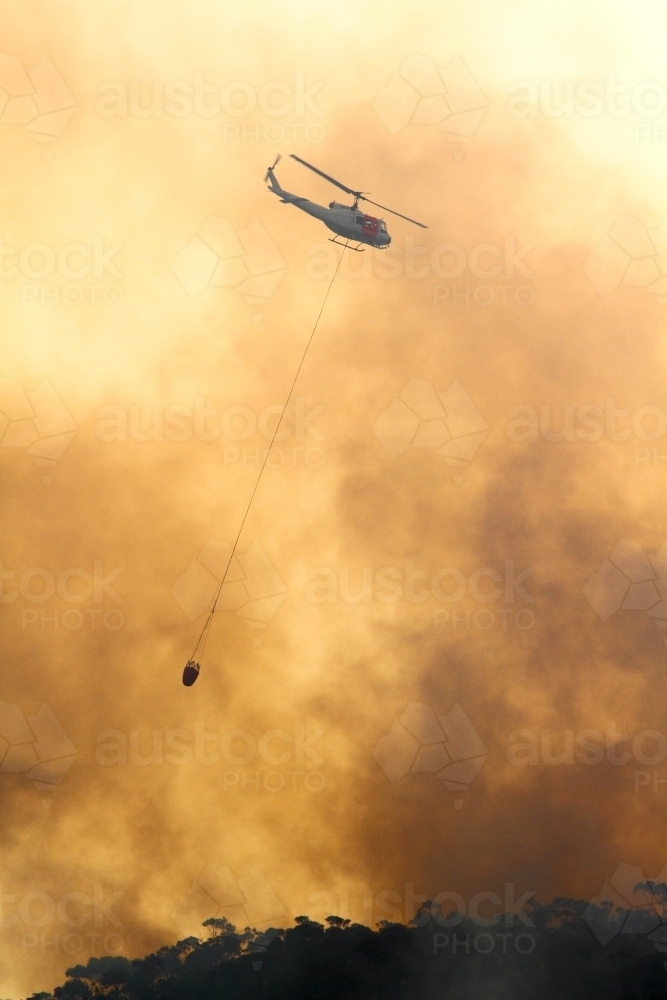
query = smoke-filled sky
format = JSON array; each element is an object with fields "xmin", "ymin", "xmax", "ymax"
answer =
[{"xmin": 4, "ymin": 0, "xmax": 667, "ymax": 994}]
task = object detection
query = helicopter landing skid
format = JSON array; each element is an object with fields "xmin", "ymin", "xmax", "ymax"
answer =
[{"xmin": 329, "ymin": 237, "xmax": 365, "ymax": 252}]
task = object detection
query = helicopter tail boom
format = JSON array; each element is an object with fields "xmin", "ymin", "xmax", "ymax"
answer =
[{"xmin": 265, "ymin": 156, "xmax": 309, "ymax": 206}]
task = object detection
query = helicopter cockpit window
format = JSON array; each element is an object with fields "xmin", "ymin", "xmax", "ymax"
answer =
[
  {"xmin": 379, "ymin": 221, "xmax": 387, "ymax": 232},
  {"xmin": 356, "ymin": 215, "xmax": 363, "ymax": 224}
]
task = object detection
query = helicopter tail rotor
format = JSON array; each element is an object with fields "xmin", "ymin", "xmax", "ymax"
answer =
[{"xmin": 264, "ymin": 154, "xmax": 281, "ymax": 182}]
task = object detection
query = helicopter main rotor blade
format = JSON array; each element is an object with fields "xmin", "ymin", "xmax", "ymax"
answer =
[
  {"xmin": 361, "ymin": 196, "xmax": 428, "ymax": 228},
  {"xmin": 290, "ymin": 154, "xmax": 360, "ymax": 197},
  {"xmin": 291, "ymin": 154, "xmax": 427, "ymax": 227}
]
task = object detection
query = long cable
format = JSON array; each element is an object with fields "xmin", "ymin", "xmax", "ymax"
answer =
[{"xmin": 188, "ymin": 249, "xmax": 344, "ymax": 669}]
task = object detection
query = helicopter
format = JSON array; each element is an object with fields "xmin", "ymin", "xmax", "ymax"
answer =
[{"xmin": 264, "ymin": 154, "xmax": 427, "ymax": 250}]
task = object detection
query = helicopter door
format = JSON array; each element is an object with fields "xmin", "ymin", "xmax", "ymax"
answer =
[{"xmin": 361, "ymin": 215, "xmax": 379, "ymax": 237}]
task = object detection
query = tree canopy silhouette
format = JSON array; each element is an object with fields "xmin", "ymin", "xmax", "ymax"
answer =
[{"xmin": 29, "ymin": 897, "xmax": 667, "ymax": 1000}]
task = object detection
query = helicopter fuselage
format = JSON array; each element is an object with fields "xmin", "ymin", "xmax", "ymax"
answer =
[
  {"xmin": 266, "ymin": 167, "xmax": 391, "ymax": 248},
  {"xmin": 323, "ymin": 200, "xmax": 391, "ymax": 247}
]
